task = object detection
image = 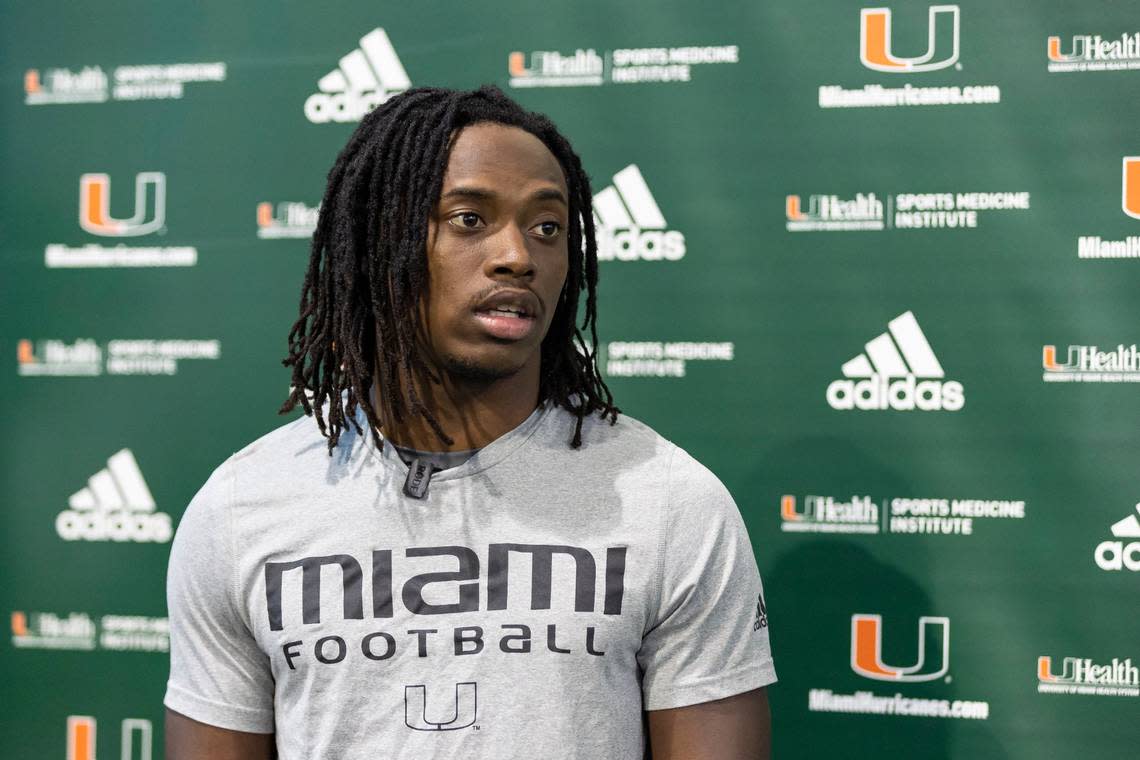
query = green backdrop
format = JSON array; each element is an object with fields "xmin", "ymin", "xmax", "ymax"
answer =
[{"xmin": 2, "ymin": 1, "xmax": 1138, "ymax": 757}]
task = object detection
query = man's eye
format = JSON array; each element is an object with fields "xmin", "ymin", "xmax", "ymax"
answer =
[
  {"xmin": 448, "ymin": 212, "xmax": 484, "ymax": 229},
  {"xmin": 534, "ymin": 221, "xmax": 561, "ymax": 238}
]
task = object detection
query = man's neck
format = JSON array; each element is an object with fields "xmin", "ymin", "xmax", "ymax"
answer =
[{"xmin": 372, "ymin": 359, "xmax": 541, "ymax": 452}]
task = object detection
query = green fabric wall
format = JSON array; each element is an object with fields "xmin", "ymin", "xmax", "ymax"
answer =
[{"xmin": 2, "ymin": 1, "xmax": 1137, "ymax": 756}]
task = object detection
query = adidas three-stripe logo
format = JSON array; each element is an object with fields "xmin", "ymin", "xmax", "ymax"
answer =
[
  {"xmin": 56, "ymin": 449, "xmax": 172, "ymax": 542},
  {"xmin": 304, "ymin": 28, "xmax": 411, "ymax": 124},
  {"xmin": 827, "ymin": 311, "xmax": 965, "ymax": 411},
  {"xmin": 1110, "ymin": 504, "xmax": 1140, "ymax": 539},
  {"xmin": 594, "ymin": 165, "xmax": 667, "ymax": 231},
  {"xmin": 68, "ymin": 449, "xmax": 154, "ymax": 512},
  {"xmin": 841, "ymin": 311, "xmax": 943, "ymax": 379},
  {"xmin": 593, "ymin": 165, "xmax": 686, "ymax": 261}
]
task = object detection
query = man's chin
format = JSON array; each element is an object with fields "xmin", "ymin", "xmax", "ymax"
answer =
[{"xmin": 440, "ymin": 352, "xmax": 528, "ymax": 384}]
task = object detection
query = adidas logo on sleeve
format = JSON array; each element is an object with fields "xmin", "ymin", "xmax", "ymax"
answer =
[
  {"xmin": 826, "ymin": 311, "xmax": 965, "ymax": 411},
  {"xmin": 593, "ymin": 165, "xmax": 686, "ymax": 261},
  {"xmin": 304, "ymin": 28, "xmax": 411, "ymax": 124},
  {"xmin": 55, "ymin": 449, "xmax": 172, "ymax": 542}
]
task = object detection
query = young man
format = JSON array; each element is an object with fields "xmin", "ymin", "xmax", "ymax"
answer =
[{"xmin": 165, "ymin": 86, "xmax": 775, "ymax": 759}]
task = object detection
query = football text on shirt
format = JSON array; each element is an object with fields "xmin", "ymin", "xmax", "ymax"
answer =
[{"xmin": 266, "ymin": 544, "xmax": 628, "ymax": 669}]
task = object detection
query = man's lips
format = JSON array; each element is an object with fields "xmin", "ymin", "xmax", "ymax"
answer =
[
  {"xmin": 471, "ymin": 289, "xmax": 541, "ymax": 341},
  {"xmin": 473, "ymin": 311, "xmax": 537, "ymax": 340}
]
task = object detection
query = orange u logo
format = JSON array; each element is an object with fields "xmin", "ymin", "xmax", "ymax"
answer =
[
  {"xmin": 851, "ymin": 614, "xmax": 950, "ymax": 682},
  {"xmin": 78, "ymin": 172, "xmax": 165, "ymax": 237},
  {"xmin": 860, "ymin": 5, "xmax": 960, "ymax": 73},
  {"xmin": 1122, "ymin": 157, "xmax": 1140, "ymax": 220}
]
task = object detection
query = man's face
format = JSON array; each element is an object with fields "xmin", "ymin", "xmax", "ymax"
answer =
[{"xmin": 419, "ymin": 123, "xmax": 570, "ymax": 382}]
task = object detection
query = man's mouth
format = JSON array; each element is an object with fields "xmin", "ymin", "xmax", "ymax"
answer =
[
  {"xmin": 480, "ymin": 304, "xmax": 530, "ymax": 319},
  {"xmin": 472, "ymin": 290, "xmax": 540, "ymax": 340}
]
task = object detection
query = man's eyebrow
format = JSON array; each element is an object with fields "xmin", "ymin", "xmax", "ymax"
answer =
[
  {"xmin": 531, "ymin": 187, "xmax": 568, "ymax": 206},
  {"xmin": 440, "ymin": 186, "xmax": 496, "ymax": 202},
  {"xmin": 440, "ymin": 186, "xmax": 568, "ymax": 206}
]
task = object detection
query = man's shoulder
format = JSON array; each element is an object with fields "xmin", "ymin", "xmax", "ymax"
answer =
[
  {"xmin": 571, "ymin": 407, "xmax": 734, "ymax": 503},
  {"xmin": 211, "ymin": 410, "xmax": 362, "ymax": 487},
  {"xmin": 547, "ymin": 405, "xmax": 673, "ymax": 459},
  {"xmin": 231, "ymin": 412, "xmax": 333, "ymax": 460},
  {"xmin": 544, "ymin": 406, "xmax": 721, "ymax": 488}
]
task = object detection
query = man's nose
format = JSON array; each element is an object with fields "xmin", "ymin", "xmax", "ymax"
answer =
[{"xmin": 485, "ymin": 223, "xmax": 535, "ymax": 279}]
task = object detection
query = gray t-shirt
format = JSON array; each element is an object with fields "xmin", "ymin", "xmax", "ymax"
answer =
[{"xmin": 165, "ymin": 403, "xmax": 776, "ymax": 759}]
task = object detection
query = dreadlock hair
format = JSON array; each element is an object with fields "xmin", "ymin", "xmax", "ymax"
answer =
[{"xmin": 280, "ymin": 85, "xmax": 619, "ymax": 454}]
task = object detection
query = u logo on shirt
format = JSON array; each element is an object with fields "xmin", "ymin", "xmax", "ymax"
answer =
[{"xmin": 405, "ymin": 682, "xmax": 478, "ymax": 731}]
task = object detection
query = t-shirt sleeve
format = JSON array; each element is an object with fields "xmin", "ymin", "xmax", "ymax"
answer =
[
  {"xmin": 164, "ymin": 459, "xmax": 276, "ymax": 733},
  {"xmin": 637, "ymin": 446, "xmax": 777, "ymax": 711}
]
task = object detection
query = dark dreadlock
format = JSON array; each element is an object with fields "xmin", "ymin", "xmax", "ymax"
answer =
[{"xmin": 280, "ymin": 85, "xmax": 619, "ymax": 453}]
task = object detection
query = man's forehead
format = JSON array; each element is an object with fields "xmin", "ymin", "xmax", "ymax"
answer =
[{"xmin": 442, "ymin": 123, "xmax": 567, "ymax": 191}]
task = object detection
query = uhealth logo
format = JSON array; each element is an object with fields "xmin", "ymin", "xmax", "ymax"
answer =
[
  {"xmin": 827, "ymin": 311, "xmax": 964, "ymax": 411},
  {"xmin": 860, "ymin": 5, "xmax": 960, "ymax": 73},
  {"xmin": 782, "ymin": 493, "xmax": 1025, "ymax": 536},
  {"xmin": 25, "ymin": 61, "xmax": 224, "ymax": 105},
  {"xmin": 1048, "ymin": 31, "xmax": 1140, "ymax": 73},
  {"xmin": 305, "ymin": 28, "xmax": 410, "ymax": 123},
  {"xmin": 12, "ymin": 610, "xmax": 167, "ymax": 652},
  {"xmin": 12, "ymin": 610, "xmax": 95, "ymax": 650},
  {"xmin": 785, "ymin": 193, "xmax": 884, "ymax": 231},
  {"xmin": 507, "ymin": 43, "xmax": 738, "ymax": 88},
  {"xmin": 257, "ymin": 201, "xmax": 319, "ymax": 239},
  {"xmin": 851, "ymin": 614, "xmax": 950, "ymax": 682},
  {"xmin": 1042, "ymin": 343, "xmax": 1140, "ymax": 383},
  {"xmin": 18, "ymin": 337, "xmax": 220, "ymax": 377},
  {"xmin": 508, "ymin": 49, "xmax": 604, "ymax": 87},
  {"xmin": 1095, "ymin": 503, "xmax": 1140, "ymax": 572},
  {"xmin": 18, "ymin": 338, "xmax": 101, "ymax": 376},
  {"xmin": 1038, "ymin": 654, "xmax": 1139, "ymax": 697},
  {"xmin": 24, "ymin": 66, "xmax": 107, "ymax": 104},
  {"xmin": 56, "ymin": 449, "xmax": 172, "ymax": 543},
  {"xmin": 79, "ymin": 172, "xmax": 164, "ymax": 237},
  {"xmin": 781, "ymin": 494, "xmax": 879, "ymax": 534},
  {"xmin": 593, "ymin": 165, "xmax": 685, "ymax": 261},
  {"xmin": 787, "ymin": 190, "xmax": 1029, "ymax": 232}
]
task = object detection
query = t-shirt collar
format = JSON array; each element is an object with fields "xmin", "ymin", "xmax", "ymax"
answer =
[{"xmin": 357, "ymin": 401, "xmax": 552, "ymax": 481}]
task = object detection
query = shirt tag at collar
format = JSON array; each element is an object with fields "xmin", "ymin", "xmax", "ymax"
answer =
[{"xmin": 403, "ymin": 457, "xmax": 435, "ymax": 499}]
